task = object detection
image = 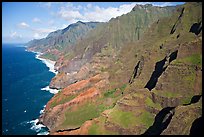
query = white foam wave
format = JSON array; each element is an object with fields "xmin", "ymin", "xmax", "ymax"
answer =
[
  {"xmin": 25, "ymin": 49, "xmax": 58, "ymax": 75},
  {"xmin": 27, "ymin": 119, "xmax": 45, "ymax": 133},
  {"xmin": 24, "ymin": 105, "xmax": 50, "ymax": 135},
  {"xmin": 37, "ymin": 131, "xmax": 49, "ymax": 135},
  {"xmin": 40, "ymin": 105, "xmax": 46, "ymax": 114},
  {"xmin": 35, "ymin": 54, "xmax": 58, "ymax": 75},
  {"xmin": 41, "ymin": 86, "xmax": 59, "ymax": 94}
]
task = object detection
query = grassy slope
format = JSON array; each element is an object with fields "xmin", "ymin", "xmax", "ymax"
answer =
[
  {"xmin": 46, "ymin": 2, "xmax": 201, "ymax": 135},
  {"xmin": 86, "ymin": 2, "xmax": 202, "ymax": 134},
  {"xmin": 107, "ymin": 2, "xmax": 202, "ymax": 97}
]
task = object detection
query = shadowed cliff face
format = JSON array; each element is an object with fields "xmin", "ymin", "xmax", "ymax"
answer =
[
  {"xmin": 161, "ymin": 97, "xmax": 202, "ymax": 135},
  {"xmin": 189, "ymin": 21, "xmax": 202, "ymax": 35},
  {"xmin": 143, "ymin": 107, "xmax": 175, "ymax": 135},
  {"xmin": 145, "ymin": 50, "xmax": 178, "ymax": 91},
  {"xmin": 47, "ymin": 4, "xmax": 176, "ymax": 89},
  {"xmin": 129, "ymin": 56, "xmax": 144, "ymax": 84},
  {"xmin": 183, "ymin": 95, "xmax": 202, "ymax": 106},
  {"xmin": 32, "ymin": 2, "xmax": 202, "ymax": 135},
  {"xmin": 190, "ymin": 117, "xmax": 203, "ymax": 135},
  {"xmin": 170, "ymin": 7, "xmax": 185, "ymax": 34}
]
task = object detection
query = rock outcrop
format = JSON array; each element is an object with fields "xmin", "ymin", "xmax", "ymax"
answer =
[{"xmin": 39, "ymin": 72, "xmax": 110, "ymax": 132}]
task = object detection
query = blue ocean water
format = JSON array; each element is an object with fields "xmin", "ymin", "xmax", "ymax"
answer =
[{"xmin": 2, "ymin": 44, "xmax": 55, "ymax": 135}]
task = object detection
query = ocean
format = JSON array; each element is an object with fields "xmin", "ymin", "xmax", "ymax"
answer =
[{"xmin": 2, "ymin": 44, "xmax": 57, "ymax": 135}]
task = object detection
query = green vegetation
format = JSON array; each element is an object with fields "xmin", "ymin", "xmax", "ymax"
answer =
[
  {"xmin": 104, "ymin": 84, "xmax": 127, "ymax": 98},
  {"xmin": 109, "ymin": 108, "xmax": 138, "ymax": 128},
  {"xmin": 137, "ymin": 111, "xmax": 154, "ymax": 128},
  {"xmin": 88, "ymin": 116, "xmax": 119, "ymax": 135},
  {"xmin": 27, "ymin": 22, "xmax": 100, "ymax": 55},
  {"xmin": 184, "ymin": 54, "xmax": 202, "ymax": 66},
  {"xmin": 42, "ymin": 53, "xmax": 58, "ymax": 61},
  {"xmin": 145, "ymin": 97, "xmax": 162, "ymax": 110},
  {"xmin": 62, "ymin": 101, "xmax": 115, "ymax": 128},
  {"xmin": 88, "ymin": 123, "xmax": 100, "ymax": 135},
  {"xmin": 173, "ymin": 54, "xmax": 202, "ymax": 66},
  {"xmin": 119, "ymin": 84, "xmax": 127, "ymax": 92},
  {"xmin": 181, "ymin": 95, "xmax": 193, "ymax": 105},
  {"xmin": 49, "ymin": 100, "xmax": 58, "ymax": 109},
  {"xmin": 153, "ymin": 90, "xmax": 181, "ymax": 98},
  {"xmin": 50, "ymin": 94, "xmax": 77, "ymax": 108},
  {"xmin": 97, "ymin": 103, "xmax": 115, "ymax": 112},
  {"xmin": 58, "ymin": 83, "xmax": 127, "ymax": 130},
  {"xmin": 58, "ymin": 95, "xmax": 77, "ymax": 105},
  {"xmin": 62, "ymin": 103, "xmax": 102, "ymax": 127},
  {"xmin": 27, "ymin": 3, "xmax": 202, "ymax": 135},
  {"xmin": 184, "ymin": 72, "xmax": 196, "ymax": 87},
  {"xmin": 104, "ymin": 88, "xmax": 117, "ymax": 98}
]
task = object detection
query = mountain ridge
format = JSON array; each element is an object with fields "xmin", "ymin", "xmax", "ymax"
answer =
[{"xmin": 26, "ymin": 21, "xmax": 101, "ymax": 61}]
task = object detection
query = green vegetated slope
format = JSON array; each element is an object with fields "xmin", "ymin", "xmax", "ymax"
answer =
[
  {"xmin": 26, "ymin": 21, "xmax": 101, "ymax": 60},
  {"xmin": 85, "ymin": 2, "xmax": 202, "ymax": 135},
  {"xmin": 60, "ymin": 4, "xmax": 175, "ymax": 62},
  {"xmin": 37, "ymin": 2, "xmax": 202, "ymax": 135},
  {"xmin": 107, "ymin": 2, "xmax": 202, "ymax": 98},
  {"xmin": 43, "ymin": 3, "xmax": 177, "ymax": 89},
  {"xmin": 50, "ymin": 4, "xmax": 176, "ymax": 88}
]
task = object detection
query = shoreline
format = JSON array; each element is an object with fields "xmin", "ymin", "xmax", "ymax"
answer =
[
  {"xmin": 35, "ymin": 53, "xmax": 58, "ymax": 75},
  {"xmin": 25, "ymin": 49, "xmax": 59, "ymax": 94},
  {"xmin": 41, "ymin": 86, "xmax": 59, "ymax": 94},
  {"xmin": 25, "ymin": 49, "xmax": 60, "ymax": 135},
  {"xmin": 27, "ymin": 105, "xmax": 49, "ymax": 135},
  {"xmin": 25, "ymin": 49, "xmax": 58, "ymax": 75},
  {"xmin": 26, "ymin": 49, "xmax": 59, "ymax": 94}
]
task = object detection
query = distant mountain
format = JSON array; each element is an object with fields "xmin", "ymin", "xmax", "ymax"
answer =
[
  {"xmin": 53, "ymin": 3, "xmax": 176, "ymax": 76},
  {"xmin": 26, "ymin": 21, "xmax": 101, "ymax": 60}
]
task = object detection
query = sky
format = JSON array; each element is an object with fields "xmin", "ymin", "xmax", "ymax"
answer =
[{"xmin": 2, "ymin": 2, "xmax": 185, "ymax": 44}]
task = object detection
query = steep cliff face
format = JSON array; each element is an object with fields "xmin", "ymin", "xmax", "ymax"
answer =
[
  {"xmin": 49, "ymin": 4, "xmax": 175, "ymax": 89},
  {"xmin": 39, "ymin": 72, "xmax": 110, "ymax": 132},
  {"xmin": 35, "ymin": 2, "xmax": 202, "ymax": 135},
  {"xmin": 106, "ymin": 2, "xmax": 202, "ymax": 101},
  {"xmin": 103, "ymin": 2, "xmax": 202, "ymax": 135},
  {"xmin": 26, "ymin": 21, "xmax": 101, "ymax": 61}
]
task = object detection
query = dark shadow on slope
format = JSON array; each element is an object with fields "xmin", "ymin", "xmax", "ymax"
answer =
[
  {"xmin": 169, "ymin": 50, "xmax": 178, "ymax": 63},
  {"xmin": 189, "ymin": 22, "xmax": 202, "ymax": 35},
  {"xmin": 129, "ymin": 56, "xmax": 144, "ymax": 84},
  {"xmin": 144, "ymin": 58, "xmax": 167, "ymax": 91},
  {"xmin": 183, "ymin": 95, "xmax": 202, "ymax": 106},
  {"xmin": 170, "ymin": 24, "xmax": 176, "ymax": 34},
  {"xmin": 142, "ymin": 107, "xmax": 175, "ymax": 135},
  {"xmin": 145, "ymin": 50, "xmax": 178, "ymax": 91},
  {"xmin": 129, "ymin": 61, "xmax": 140, "ymax": 84},
  {"xmin": 190, "ymin": 117, "xmax": 203, "ymax": 135},
  {"xmin": 170, "ymin": 8, "xmax": 185, "ymax": 34},
  {"xmin": 178, "ymin": 7, "xmax": 185, "ymax": 19},
  {"xmin": 56, "ymin": 127, "xmax": 80, "ymax": 132},
  {"xmin": 177, "ymin": 34, "xmax": 180, "ymax": 39}
]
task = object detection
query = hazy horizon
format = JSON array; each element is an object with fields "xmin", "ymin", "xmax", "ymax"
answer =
[{"xmin": 2, "ymin": 2, "xmax": 185, "ymax": 43}]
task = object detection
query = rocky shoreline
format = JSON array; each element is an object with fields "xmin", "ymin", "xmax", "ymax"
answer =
[{"xmin": 25, "ymin": 48, "xmax": 60, "ymax": 135}]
